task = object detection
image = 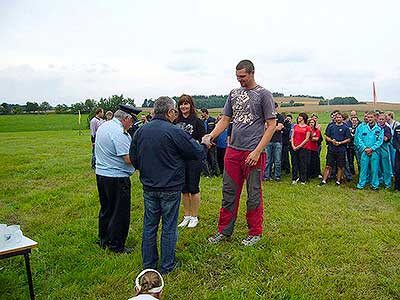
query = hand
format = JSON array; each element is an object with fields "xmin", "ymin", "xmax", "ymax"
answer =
[
  {"xmin": 365, "ymin": 148, "xmax": 373, "ymax": 156},
  {"xmin": 276, "ymin": 123, "xmax": 284, "ymax": 131},
  {"xmin": 245, "ymin": 150, "xmax": 260, "ymax": 166},
  {"xmin": 201, "ymin": 134, "xmax": 213, "ymax": 148}
]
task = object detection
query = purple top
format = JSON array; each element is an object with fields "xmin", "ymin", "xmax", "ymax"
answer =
[
  {"xmin": 90, "ymin": 117, "xmax": 105, "ymax": 139},
  {"xmin": 223, "ymin": 85, "xmax": 276, "ymax": 151}
]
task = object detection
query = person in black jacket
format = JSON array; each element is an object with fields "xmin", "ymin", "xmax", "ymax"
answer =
[
  {"xmin": 201, "ymin": 108, "xmax": 218, "ymax": 176},
  {"xmin": 130, "ymin": 96, "xmax": 206, "ymax": 275},
  {"xmin": 175, "ymin": 94, "xmax": 205, "ymax": 228}
]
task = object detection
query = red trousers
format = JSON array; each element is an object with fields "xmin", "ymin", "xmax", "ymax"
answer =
[{"xmin": 218, "ymin": 147, "xmax": 266, "ymax": 236}]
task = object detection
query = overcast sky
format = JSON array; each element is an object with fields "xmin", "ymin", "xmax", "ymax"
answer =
[{"xmin": 1, "ymin": 0, "xmax": 399, "ymax": 106}]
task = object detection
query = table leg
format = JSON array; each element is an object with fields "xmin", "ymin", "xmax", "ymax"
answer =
[{"xmin": 24, "ymin": 252, "xmax": 35, "ymax": 300}]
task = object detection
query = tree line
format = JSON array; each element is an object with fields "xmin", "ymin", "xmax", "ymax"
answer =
[
  {"xmin": 0, "ymin": 95, "xmax": 136, "ymax": 115},
  {"xmin": 0, "ymin": 94, "xmax": 363, "ymax": 115}
]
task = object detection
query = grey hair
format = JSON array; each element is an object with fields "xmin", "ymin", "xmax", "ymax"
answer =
[
  {"xmin": 114, "ymin": 109, "xmax": 132, "ymax": 121},
  {"xmin": 154, "ymin": 96, "xmax": 176, "ymax": 115}
]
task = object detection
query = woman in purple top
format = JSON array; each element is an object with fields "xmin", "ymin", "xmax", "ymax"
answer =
[{"xmin": 175, "ymin": 94, "xmax": 205, "ymax": 228}]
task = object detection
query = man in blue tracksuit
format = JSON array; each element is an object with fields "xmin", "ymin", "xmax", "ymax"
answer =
[
  {"xmin": 377, "ymin": 112, "xmax": 392, "ymax": 188},
  {"xmin": 355, "ymin": 111, "xmax": 384, "ymax": 190}
]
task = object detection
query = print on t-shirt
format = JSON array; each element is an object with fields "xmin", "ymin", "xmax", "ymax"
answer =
[{"xmin": 231, "ymin": 89, "xmax": 254, "ymax": 125}]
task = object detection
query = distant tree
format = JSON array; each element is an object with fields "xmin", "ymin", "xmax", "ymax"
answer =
[
  {"xmin": 0, "ymin": 102, "xmax": 11, "ymax": 114},
  {"xmin": 55, "ymin": 104, "xmax": 69, "ymax": 114},
  {"xmin": 70, "ymin": 102, "xmax": 86, "ymax": 113},
  {"xmin": 272, "ymin": 92, "xmax": 284, "ymax": 97},
  {"xmin": 12, "ymin": 105, "xmax": 23, "ymax": 114},
  {"xmin": 39, "ymin": 101, "xmax": 52, "ymax": 113},
  {"xmin": 26, "ymin": 101, "xmax": 39, "ymax": 113},
  {"xmin": 142, "ymin": 98, "xmax": 155, "ymax": 108},
  {"xmin": 319, "ymin": 97, "xmax": 358, "ymax": 105},
  {"xmin": 98, "ymin": 94, "xmax": 136, "ymax": 112},
  {"xmin": 84, "ymin": 99, "xmax": 97, "ymax": 113}
]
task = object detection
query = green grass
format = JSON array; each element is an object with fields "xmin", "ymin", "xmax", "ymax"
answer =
[
  {"xmin": 0, "ymin": 115, "xmax": 399, "ymax": 299},
  {"xmin": 0, "ymin": 114, "xmax": 88, "ymax": 132}
]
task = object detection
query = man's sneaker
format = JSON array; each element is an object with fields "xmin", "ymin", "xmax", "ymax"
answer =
[
  {"xmin": 187, "ymin": 216, "xmax": 199, "ymax": 228},
  {"xmin": 275, "ymin": 177, "xmax": 281, "ymax": 182},
  {"xmin": 335, "ymin": 181, "xmax": 341, "ymax": 186},
  {"xmin": 318, "ymin": 181, "xmax": 326, "ymax": 186},
  {"xmin": 318, "ymin": 174, "xmax": 323, "ymax": 179},
  {"xmin": 178, "ymin": 216, "xmax": 191, "ymax": 227},
  {"xmin": 208, "ymin": 232, "xmax": 229, "ymax": 244},
  {"xmin": 241, "ymin": 235, "xmax": 262, "ymax": 246},
  {"xmin": 292, "ymin": 178, "xmax": 299, "ymax": 184}
]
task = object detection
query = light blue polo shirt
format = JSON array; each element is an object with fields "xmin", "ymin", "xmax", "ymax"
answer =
[{"xmin": 95, "ymin": 118, "xmax": 134, "ymax": 177}]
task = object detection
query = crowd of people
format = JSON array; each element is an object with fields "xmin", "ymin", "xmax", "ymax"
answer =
[
  {"xmin": 88, "ymin": 59, "xmax": 400, "ymax": 297},
  {"xmin": 262, "ymin": 107, "xmax": 400, "ymax": 191}
]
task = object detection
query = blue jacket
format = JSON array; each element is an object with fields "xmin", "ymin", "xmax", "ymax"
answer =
[
  {"xmin": 130, "ymin": 115, "xmax": 206, "ymax": 191},
  {"xmin": 354, "ymin": 122, "xmax": 383, "ymax": 152}
]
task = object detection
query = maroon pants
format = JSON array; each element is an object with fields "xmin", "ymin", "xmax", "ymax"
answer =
[{"xmin": 217, "ymin": 147, "xmax": 266, "ymax": 236}]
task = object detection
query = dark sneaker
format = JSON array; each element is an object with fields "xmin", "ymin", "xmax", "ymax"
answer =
[
  {"xmin": 275, "ymin": 177, "xmax": 281, "ymax": 182},
  {"xmin": 160, "ymin": 260, "xmax": 181, "ymax": 275},
  {"xmin": 335, "ymin": 181, "xmax": 341, "ymax": 186},
  {"xmin": 318, "ymin": 181, "xmax": 326, "ymax": 186},
  {"xmin": 241, "ymin": 235, "xmax": 262, "ymax": 246},
  {"xmin": 208, "ymin": 232, "xmax": 229, "ymax": 244}
]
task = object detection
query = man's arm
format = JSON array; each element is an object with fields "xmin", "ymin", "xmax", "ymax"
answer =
[
  {"xmin": 245, "ymin": 118, "xmax": 276, "ymax": 166},
  {"xmin": 205, "ymin": 116, "xmax": 231, "ymax": 142},
  {"xmin": 122, "ymin": 154, "xmax": 131, "ymax": 165}
]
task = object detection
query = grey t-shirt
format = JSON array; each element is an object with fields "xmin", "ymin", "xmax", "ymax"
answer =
[{"xmin": 223, "ymin": 85, "xmax": 276, "ymax": 151}]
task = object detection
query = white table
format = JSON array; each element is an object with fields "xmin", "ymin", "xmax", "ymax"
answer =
[{"xmin": 0, "ymin": 236, "xmax": 38, "ymax": 299}]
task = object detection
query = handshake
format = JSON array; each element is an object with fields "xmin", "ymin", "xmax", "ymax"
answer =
[{"xmin": 201, "ymin": 134, "xmax": 214, "ymax": 148}]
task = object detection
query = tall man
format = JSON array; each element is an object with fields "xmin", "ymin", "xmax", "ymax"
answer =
[
  {"xmin": 355, "ymin": 111, "xmax": 383, "ymax": 190},
  {"xmin": 205, "ymin": 59, "xmax": 276, "ymax": 246},
  {"xmin": 95, "ymin": 104, "xmax": 140, "ymax": 253},
  {"xmin": 90, "ymin": 108, "xmax": 105, "ymax": 169},
  {"xmin": 201, "ymin": 108, "xmax": 218, "ymax": 176},
  {"xmin": 130, "ymin": 96, "xmax": 206, "ymax": 274}
]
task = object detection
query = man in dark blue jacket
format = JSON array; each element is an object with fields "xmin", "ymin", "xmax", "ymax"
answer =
[{"xmin": 130, "ymin": 96, "xmax": 206, "ymax": 275}]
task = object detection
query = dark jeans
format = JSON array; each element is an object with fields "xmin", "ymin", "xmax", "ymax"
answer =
[
  {"xmin": 142, "ymin": 190, "xmax": 181, "ymax": 274},
  {"xmin": 395, "ymin": 150, "xmax": 400, "ymax": 190},
  {"xmin": 207, "ymin": 146, "xmax": 218, "ymax": 176},
  {"xmin": 307, "ymin": 150, "xmax": 320, "ymax": 179},
  {"xmin": 91, "ymin": 146, "xmax": 96, "ymax": 169},
  {"xmin": 281, "ymin": 142, "xmax": 291, "ymax": 174},
  {"xmin": 264, "ymin": 142, "xmax": 282, "ymax": 179},
  {"xmin": 217, "ymin": 147, "xmax": 226, "ymax": 176},
  {"xmin": 291, "ymin": 148, "xmax": 309, "ymax": 183},
  {"xmin": 96, "ymin": 175, "xmax": 131, "ymax": 251}
]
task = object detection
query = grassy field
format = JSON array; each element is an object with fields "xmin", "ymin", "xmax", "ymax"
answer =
[{"xmin": 0, "ymin": 113, "xmax": 399, "ymax": 299}]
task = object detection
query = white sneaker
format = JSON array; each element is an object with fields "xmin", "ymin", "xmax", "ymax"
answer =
[
  {"xmin": 187, "ymin": 216, "xmax": 199, "ymax": 228},
  {"xmin": 178, "ymin": 216, "xmax": 191, "ymax": 227}
]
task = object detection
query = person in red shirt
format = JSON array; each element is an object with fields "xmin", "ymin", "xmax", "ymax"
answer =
[
  {"xmin": 306, "ymin": 118, "xmax": 321, "ymax": 179},
  {"xmin": 291, "ymin": 113, "xmax": 312, "ymax": 184}
]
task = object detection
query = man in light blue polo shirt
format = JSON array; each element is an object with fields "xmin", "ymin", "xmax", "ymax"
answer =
[{"xmin": 95, "ymin": 104, "xmax": 141, "ymax": 253}]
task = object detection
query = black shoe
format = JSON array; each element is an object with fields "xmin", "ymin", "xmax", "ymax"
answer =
[
  {"xmin": 109, "ymin": 246, "xmax": 133, "ymax": 254},
  {"xmin": 318, "ymin": 181, "xmax": 326, "ymax": 186}
]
